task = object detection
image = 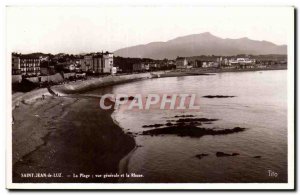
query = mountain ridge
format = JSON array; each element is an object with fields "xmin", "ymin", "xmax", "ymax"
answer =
[{"xmin": 114, "ymin": 32, "xmax": 287, "ymax": 59}]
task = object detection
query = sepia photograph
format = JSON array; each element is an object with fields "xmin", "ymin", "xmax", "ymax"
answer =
[{"xmin": 6, "ymin": 5, "xmax": 295, "ymax": 190}]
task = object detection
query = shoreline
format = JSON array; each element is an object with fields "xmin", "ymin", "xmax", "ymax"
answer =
[
  {"xmin": 11, "ymin": 68, "xmax": 287, "ymax": 183},
  {"xmin": 12, "ymin": 67, "xmax": 286, "ymax": 106},
  {"xmin": 110, "ymin": 110, "xmax": 136, "ymax": 182}
]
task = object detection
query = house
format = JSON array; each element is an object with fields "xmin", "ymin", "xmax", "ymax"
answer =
[
  {"xmin": 175, "ymin": 57, "xmax": 188, "ymax": 69},
  {"xmin": 236, "ymin": 58, "xmax": 255, "ymax": 64},
  {"xmin": 229, "ymin": 58, "xmax": 255, "ymax": 69},
  {"xmin": 144, "ymin": 63, "xmax": 150, "ymax": 71},
  {"xmin": 133, "ymin": 63, "xmax": 147, "ymax": 72},
  {"xmin": 12, "ymin": 55, "xmax": 21, "ymax": 75},
  {"xmin": 191, "ymin": 56, "xmax": 217, "ymax": 68},
  {"xmin": 103, "ymin": 52, "xmax": 114, "ymax": 73},
  {"xmin": 228, "ymin": 58, "xmax": 239, "ymax": 66},
  {"xmin": 111, "ymin": 67, "xmax": 117, "ymax": 75},
  {"xmin": 79, "ymin": 51, "xmax": 114, "ymax": 74},
  {"xmin": 92, "ymin": 54, "xmax": 104, "ymax": 73},
  {"xmin": 199, "ymin": 61, "xmax": 215, "ymax": 68},
  {"xmin": 12, "ymin": 54, "xmax": 41, "ymax": 76},
  {"xmin": 222, "ymin": 58, "xmax": 229, "ymax": 66},
  {"xmin": 149, "ymin": 62, "xmax": 158, "ymax": 70},
  {"xmin": 79, "ymin": 55, "xmax": 93, "ymax": 72}
]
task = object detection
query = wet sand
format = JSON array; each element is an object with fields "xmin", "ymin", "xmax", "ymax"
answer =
[{"xmin": 12, "ymin": 96, "xmax": 135, "ymax": 183}]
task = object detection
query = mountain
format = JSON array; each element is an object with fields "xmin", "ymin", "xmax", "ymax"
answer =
[{"xmin": 114, "ymin": 32, "xmax": 287, "ymax": 59}]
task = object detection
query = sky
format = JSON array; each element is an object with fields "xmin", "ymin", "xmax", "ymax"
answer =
[{"xmin": 7, "ymin": 6, "xmax": 293, "ymax": 54}]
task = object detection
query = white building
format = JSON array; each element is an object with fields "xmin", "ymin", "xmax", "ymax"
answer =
[
  {"xmin": 103, "ymin": 52, "xmax": 114, "ymax": 73},
  {"xmin": 229, "ymin": 58, "xmax": 255, "ymax": 65},
  {"xmin": 228, "ymin": 58, "xmax": 256, "ymax": 68}
]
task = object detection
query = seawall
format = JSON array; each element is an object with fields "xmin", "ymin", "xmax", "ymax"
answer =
[
  {"xmin": 24, "ymin": 73, "xmax": 77, "ymax": 84},
  {"xmin": 12, "ymin": 73, "xmax": 154, "ymax": 109},
  {"xmin": 51, "ymin": 73, "xmax": 153, "ymax": 95}
]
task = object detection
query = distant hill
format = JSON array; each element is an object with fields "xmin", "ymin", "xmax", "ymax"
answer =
[{"xmin": 114, "ymin": 32, "xmax": 287, "ymax": 60}]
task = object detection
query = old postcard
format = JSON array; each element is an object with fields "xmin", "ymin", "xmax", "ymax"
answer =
[{"xmin": 6, "ymin": 6, "xmax": 295, "ymax": 190}]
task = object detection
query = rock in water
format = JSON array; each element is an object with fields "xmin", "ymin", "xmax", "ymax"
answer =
[
  {"xmin": 142, "ymin": 126, "xmax": 246, "ymax": 138},
  {"xmin": 216, "ymin": 152, "xmax": 240, "ymax": 157},
  {"xmin": 195, "ymin": 153, "xmax": 209, "ymax": 159}
]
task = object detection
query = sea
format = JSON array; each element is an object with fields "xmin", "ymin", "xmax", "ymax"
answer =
[{"xmin": 87, "ymin": 70, "xmax": 287, "ymax": 183}]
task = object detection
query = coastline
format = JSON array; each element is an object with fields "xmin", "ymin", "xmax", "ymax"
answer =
[
  {"xmin": 111, "ymin": 110, "xmax": 139, "ymax": 183},
  {"xmin": 12, "ymin": 67, "xmax": 286, "ymax": 106},
  {"xmin": 11, "ymin": 68, "xmax": 287, "ymax": 183}
]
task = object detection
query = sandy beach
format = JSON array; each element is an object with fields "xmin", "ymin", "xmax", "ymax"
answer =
[
  {"xmin": 12, "ymin": 95, "xmax": 135, "ymax": 183},
  {"xmin": 12, "ymin": 73, "xmax": 157, "ymax": 183}
]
